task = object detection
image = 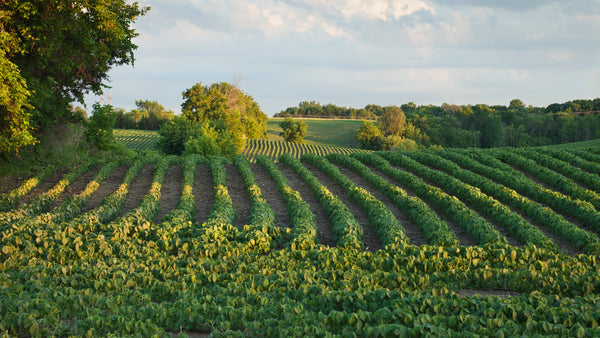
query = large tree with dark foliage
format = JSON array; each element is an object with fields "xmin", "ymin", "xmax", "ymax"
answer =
[{"xmin": 0, "ymin": 0, "xmax": 149, "ymax": 156}]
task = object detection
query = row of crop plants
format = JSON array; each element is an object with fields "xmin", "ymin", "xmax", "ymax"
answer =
[
  {"xmin": 114, "ymin": 129, "xmax": 160, "ymax": 150},
  {"xmin": 2, "ymin": 150, "xmax": 600, "ymax": 335},
  {"xmin": 243, "ymin": 139, "xmax": 369, "ymax": 162},
  {"xmin": 3, "ymin": 148, "xmax": 599, "ymax": 256}
]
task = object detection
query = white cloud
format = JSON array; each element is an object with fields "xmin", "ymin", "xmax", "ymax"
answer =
[{"xmin": 84, "ymin": 0, "xmax": 600, "ymax": 115}]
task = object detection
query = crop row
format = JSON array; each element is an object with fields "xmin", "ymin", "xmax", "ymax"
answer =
[
  {"xmin": 279, "ymin": 153, "xmax": 364, "ymax": 249},
  {"xmin": 243, "ymin": 139, "xmax": 368, "ymax": 162},
  {"xmin": 256, "ymin": 155, "xmax": 318, "ymax": 250},
  {"xmin": 492, "ymin": 150, "xmax": 600, "ymax": 209},
  {"xmin": 352, "ymin": 153, "xmax": 506, "ymax": 246},
  {"xmin": 2, "ymin": 151, "xmax": 600, "ymax": 335},
  {"xmin": 420, "ymin": 150, "xmax": 600, "ymax": 255},
  {"xmin": 114, "ymin": 129, "xmax": 160, "ymax": 150},
  {"xmin": 326, "ymin": 153, "xmax": 459, "ymax": 247},
  {"xmin": 453, "ymin": 149, "xmax": 600, "ymax": 233}
]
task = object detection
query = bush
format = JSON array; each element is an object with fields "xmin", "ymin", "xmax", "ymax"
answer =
[
  {"xmin": 157, "ymin": 116, "xmax": 243, "ymax": 158},
  {"xmin": 85, "ymin": 103, "xmax": 117, "ymax": 150},
  {"xmin": 184, "ymin": 121, "xmax": 240, "ymax": 158},
  {"xmin": 156, "ymin": 116, "xmax": 195, "ymax": 155},
  {"xmin": 279, "ymin": 117, "xmax": 307, "ymax": 143},
  {"xmin": 355, "ymin": 120, "xmax": 384, "ymax": 150}
]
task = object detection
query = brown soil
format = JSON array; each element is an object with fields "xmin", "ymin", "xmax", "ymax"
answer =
[
  {"xmin": 225, "ymin": 164, "xmax": 251, "ymax": 227},
  {"xmin": 497, "ymin": 163, "xmax": 594, "ymax": 252},
  {"xmin": 81, "ymin": 166, "xmax": 128, "ymax": 213},
  {"xmin": 116, "ymin": 165, "xmax": 154, "ymax": 219},
  {"xmin": 0, "ymin": 174, "xmax": 33, "ymax": 195},
  {"xmin": 389, "ymin": 162, "xmax": 525, "ymax": 247},
  {"xmin": 334, "ymin": 164, "xmax": 428, "ymax": 246},
  {"xmin": 50, "ymin": 166, "xmax": 101, "ymax": 210},
  {"xmin": 250, "ymin": 163, "xmax": 289, "ymax": 228},
  {"xmin": 154, "ymin": 165, "xmax": 183, "ymax": 223},
  {"xmin": 17, "ymin": 169, "xmax": 69, "ymax": 207},
  {"xmin": 277, "ymin": 162, "xmax": 336, "ymax": 248},
  {"xmin": 301, "ymin": 162, "xmax": 382, "ymax": 252},
  {"xmin": 193, "ymin": 165, "xmax": 213, "ymax": 224},
  {"xmin": 366, "ymin": 165, "xmax": 478, "ymax": 247}
]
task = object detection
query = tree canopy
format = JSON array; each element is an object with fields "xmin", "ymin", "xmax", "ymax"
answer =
[
  {"xmin": 157, "ymin": 82, "xmax": 267, "ymax": 158},
  {"xmin": 0, "ymin": 0, "xmax": 149, "ymax": 156},
  {"xmin": 181, "ymin": 82, "xmax": 267, "ymax": 139},
  {"xmin": 279, "ymin": 118, "xmax": 307, "ymax": 143}
]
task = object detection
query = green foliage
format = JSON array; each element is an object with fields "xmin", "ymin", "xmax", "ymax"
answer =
[
  {"xmin": 355, "ymin": 120, "xmax": 384, "ymax": 150},
  {"xmin": 2, "ymin": 149, "xmax": 600, "ymax": 336},
  {"xmin": 181, "ymin": 82, "xmax": 267, "ymax": 139},
  {"xmin": 0, "ymin": 46, "xmax": 35, "ymax": 156},
  {"xmin": 114, "ymin": 100, "xmax": 174, "ymax": 130},
  {"xmin": 242, "ymin": 139, "xmax": 370, "ymax": 162},
  {"xmin": 480, "ymin": 115, "xmax": 503, "ymax": 148},
  {"xmin": 184, "ymin": 120, "xmax": 241, "ymax": 159},
  {"xmin": 0, "ymin": 0, "xmax": 149, "ymax": 146},
  {"xmin": 279, "ymin": 117, "xmax": 307, "ymax": 143},
  {"xmin": 157, "ymin": 116, "xmax": 195, "ymax": 155},
  {"xmin": 85, "ymin": 103, "xmax": 118, "ymax": 150},
  {"xmin": 378, "ymin": 106, "xmax": 406, "ymax": 137},
  {"xmin": 276, "ymin": 100, "xmax": 376, "ymax": 119}
]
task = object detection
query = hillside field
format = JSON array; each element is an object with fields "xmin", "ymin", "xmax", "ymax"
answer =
[
  {"xmin": 1, "ymin": 145, "xmax": 600, "ymax": 336},
  {"xmin": 267, "ymin": 118, "xmax": 363, "ymax": 148}
]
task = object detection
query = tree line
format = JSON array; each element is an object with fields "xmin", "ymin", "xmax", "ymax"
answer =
[{"xmin": 278, "ymin": 99, "xmax": 600, "ymax": 150}]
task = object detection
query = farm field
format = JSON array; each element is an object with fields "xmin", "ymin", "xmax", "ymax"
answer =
[
  {"xmin": 267, "ymin": 118, "xmax": 363, "ymax": 148},
  {"xmin": 114, "ymin": 129, "xmax": 160, "ymax": 150},
  {"xmin": 1, "ymin": 147, "xmax": 600, "ymax": 336},
  {"xmin": 114, "ymin": 128, "xmax": 367, "ymax": 161}
]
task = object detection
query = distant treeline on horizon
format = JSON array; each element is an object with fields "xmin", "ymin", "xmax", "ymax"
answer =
[{"xmin": 275, "ymin": 98, "xmax": 600, "ymax": 148}]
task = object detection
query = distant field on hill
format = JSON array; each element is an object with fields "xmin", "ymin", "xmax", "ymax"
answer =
[
  {"xmin": 267, "ymin": 118, "xmax": 363, "ymax": 148},
  {"xmin": 114, "ymin": 128, "xmax": 364, "ymax": 160},
  {"xmin": 114, "ymin": 129, "xmax": 159, "ymax": 150},
  {"xmin": 544, "ymin": 138, "xmax": 600, "ymax": 149}
]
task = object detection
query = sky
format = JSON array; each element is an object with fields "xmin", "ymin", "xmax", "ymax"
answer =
[{"xmin": 84, "ymin": 0, "xmax": 600, "ymax": 116}]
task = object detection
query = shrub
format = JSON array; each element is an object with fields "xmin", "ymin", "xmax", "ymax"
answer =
[{"xmin": 85, "ymin": 103, "xmax": 118, "ymax": 150}]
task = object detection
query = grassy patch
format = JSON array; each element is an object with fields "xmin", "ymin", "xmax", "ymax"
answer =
[{"xmin": 267, "ymin": 118, "xmax": 363, "ymax": 148}]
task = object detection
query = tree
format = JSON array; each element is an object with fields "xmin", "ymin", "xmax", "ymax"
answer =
[
  {"xmin": 480, "ymin": 115, "xmax": 503, "ymax": 148},
  {"xmin": 135, "ymin": 100, "xmax": 174, "ymax": 130},
  {"xmin": 0, "ymin": 0, "xmax": 148, "ymax": 155},
  {"xmin": 355, "ymin": 120, "xmax": 384, "ymax": 150},
  {"xmin": 279, "ymin": 118, "xmax": 307, "ymax": 143},
  {"xmin": 181, "ymin": 82, "xmax": 267, "ymax": 139},
  {"xmin": 509, "ymin": 99, "xmax": 525, "ymax": 111},
  {"xmin": 0, "ymin": 46, "xmax": 34, "ymax": 155},
  {"xmin": 184, "ymin": 120, "xmax": 239, "ymax": 158},
  {"xmin": 378, "ymin": 106, "xmax": 406, "ymax": 136}
]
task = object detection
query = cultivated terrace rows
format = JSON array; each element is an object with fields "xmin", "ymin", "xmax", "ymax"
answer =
[{"xmin": 1, "ymin": 148, "xmax": 600, "ymax": 336}]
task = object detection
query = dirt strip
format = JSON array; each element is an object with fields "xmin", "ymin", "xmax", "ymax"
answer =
[
  {"xmin": 250, "ymin": 163, "xmax": 290, "ymax": 228},
  {"xmin": 366, "ymin": 165, "xmax": 479, "ymax": 247},
  {"xmin": 115, "ymin": 165, "xmax": 154, "ymax": 219},
  {"xmin": 225, "ymin": 164, "xmax": 251, "ymax": 227},
  {"xmin": 81, "ymin": 166, "xmax": 128, "ymax": 213},
  {"xmin": 389, "ymin": 162, "xmax": 524, "ymax": 247},
  {"xmin": 193, "ymin": 164, "xmax": 213, "ymax": 224},
  {"xmin": 154, "ymin": 164, "xmax": 183, "ymax": 223},
  {"xmin": 51, "ymin": 166, "xmax": 101, "ymax": 210},
  {"xmin": 302, "ymin": 162, "xmax": 381, "ymax": 252},
  {"xmin": 334, "ymin": 164, "xmax": 428, "ymax": 246},
  {"xmin": 277, "ymin": 162, "xmax": 336, "ymax": 248},
  {"xmin": 17, "ymin": 169, "xmax": 69, "ymax": 207}
]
